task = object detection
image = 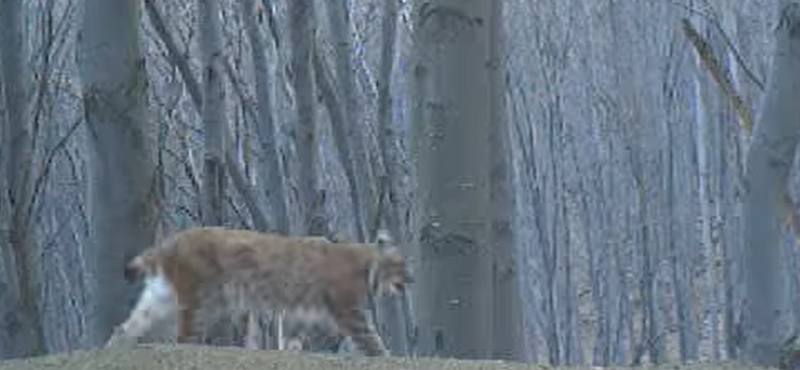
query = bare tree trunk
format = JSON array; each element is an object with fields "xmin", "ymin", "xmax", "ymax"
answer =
[
  {"xmin": 614, "ymin": 234, "xmax": 631, "ymax": 364},
  {"xmin": 241, "ymin": 0, "xmax": 289, "ymax": 234},
  {"xmin": 560, "ymin": 199, "xmax": 581, "ymax": 364},
  {"xmin": 488, "ymin": 0, "xmax": 524, "ymax": 361},
  {"xmin": 693, "ymin": 42, "xmax": 720, "ymax": 362},
  {"xmin": 376, "ymin": 0, "xmax": 404, "ymax": 242},
  {"xmin": 289, "ymin": 0, "xmax": 325, "ymax": 235},
  {"xmin": 145, "ymin": 0, "xmax": 267, "ymax": 233},
  {"xmin": 198, "ymin": 0, "xmax": 225, "ymax": 226},
  {"xmin": 589, "ymin": 224, "xmax": 609, "ymax": 365},
  {"xmin": 80, "ymin": 0, "xmax": 157, "ymax": 346},
  {"xmin": 370, "ymin": 0, "xmax": 412, "ymax": 356},
  {"xmin": 0, "ymin": 0, "xmax": 45, "ymax": 357},
  {"xmin": 544, "ymin": 216, "xmax": 560, "ymax": 364},
  {"xmin": 310, "ymin": 43, "xmax": 364, "ymax": 237},
  {"xmin": 743, "ymin": 2, "xmax": 800, "ymax": 365},
  {"xmin": 413, "ymin": 1, "xmax": 496, "ymax": 359},
  {"xmin": 326, "ymin": 0, "xmax": 373, "ymax": 242}
]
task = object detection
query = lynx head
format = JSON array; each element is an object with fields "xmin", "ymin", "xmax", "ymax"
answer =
[
  {"xmin": 123, "ymin": 249, "xmax": 161, "ymax": 283},
  {"xmin": 370, "ymin": 230, "xmax": 410, "ymax": 296},
  {"xmin": 376, "ymin": 247, "xmax": 408, "ymax": 296}
]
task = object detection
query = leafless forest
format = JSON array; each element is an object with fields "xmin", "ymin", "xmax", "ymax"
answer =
[{"xmin": 1, "ymin": 0, "xmax": 800, "ymax": 367}]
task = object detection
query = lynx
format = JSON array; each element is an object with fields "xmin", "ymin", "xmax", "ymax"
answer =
[{"xmin": 106, "ymin": 227, "xmax": 406, "ymax": 356}]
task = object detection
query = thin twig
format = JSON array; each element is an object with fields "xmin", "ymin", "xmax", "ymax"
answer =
[
  {"xmin": 670, "ymin": 0, "xmax": 765, "ymax": 90},
  {"xmin": 26, "ymin": 118, "xmax": 82, "ymax": 229}
]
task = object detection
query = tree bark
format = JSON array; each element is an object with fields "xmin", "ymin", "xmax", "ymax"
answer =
[
  {"xmin": 0, "ymin": 0, "xmax": 46, "ymax": 357},
  {"xmin": 145, "ymin": 0, "xmax": 268, "ymax": 233},
  {"xmin": 743, "ymin": 2, "xmax": 800, "ymax": 365},
  {"xmin": 289, "ymin": 0, "xmax": 324, "ymax": 235},
  {"xmin": 198, "ymin": 0, "xmax": 226, "ymax": 226},
  {"xmin": 413, "ymin": 1, "xmax": 496, "ymax": 359},
  {"xmin": 372, "ymin": 0, "xmax": 413, "ymax": 356},
  {"xmin": 487, "ymin": 0, "xmax": 524, "ymax": 361},
  {"xmin": 310, "ymin": 43, "xmax": 365, "ymax": 239},
  {"xmin": 241, "ymin": 0, "xmax": 290, "ymax": 234},
  {"xmin": 376, "ymin": 0, "xmax": 404, "ymax": 243},
  {"xmin": 326, "ymin": 0, "xmax": 373, "ymax": 242},
  {"xmin": 80, "ymin": 0, "xmax": 157, "ymax": 346}
]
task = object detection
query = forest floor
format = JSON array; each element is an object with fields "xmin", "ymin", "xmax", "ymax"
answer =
[{"xmin": 0, "ymin": 344, "xmax": 775, "ymax": 370}]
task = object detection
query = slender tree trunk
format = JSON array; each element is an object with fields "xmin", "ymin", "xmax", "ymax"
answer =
[
  {"xmin": 145, "ymin": 0, "xmax": 267, "ymax": 233},
  {"xmin": 589, "ymin": 227, "xmax": 608, "ymax": 365},
  {"xmin": 544, "ymin": 231, "xmax": 560, "ymax": 364},
  {"xmin": 0, "ymin": 0, "xmax": 46, "ymax": 357},
  {"xmin": 614, "ymin": 233, "xmax": 631, "ymax": 364},
  {"xmin": 560, "ymin": 199, "xmax": 582, "ymax": 364},
  {"xmin": 413, "ymin": 1, "xmax": 496, "ymax": 359},
  {"xmin": 199, "ymin": 0, "xmax": 226, "ymax": 226},
  {"xmin": 289, "ymin": 0, "xmax": 324, "ymax": 235},
  {"xmin": 326, "ymin": 0, "xmax": 373, "ymax": 242},
  {"xmin": 694, "ymin": 45, "xmax": 719, "ymax": 362},
  {"xmin": 376, "ymin": 0, "xmax": 402, "ymax": 243},
  {"xmin": 310, "ymin": 43, "xmax": 364, "ymax": 238},
  {"xmin": 372, "ymin": 0, "xmax": 412, "ymax": 355},
  {"xmin": 743, "ymin": 2, "xmax": 800, "ymax": 365},
  {"xmin": 80, "ymin": 0, "xmax": 157, "ymax": 345},
  {"xmin": 241, "ymin": 0, "xmax": 290, "ymax": 234},
  {"xmin": 637, "ymin": 195, "xmax": 664, "ymax": 364}
]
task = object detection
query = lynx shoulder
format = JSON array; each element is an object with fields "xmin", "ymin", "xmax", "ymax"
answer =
[{"xmin": 107, "ymin": 226, "xmax": 407, "ymax": 356}]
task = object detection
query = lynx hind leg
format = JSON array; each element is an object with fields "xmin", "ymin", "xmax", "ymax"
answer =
[
  {"xmin": 177, "ymin": 291, "xmax": 243, "ymax": 345},
  {"xmin": 285, "ymin": 337, "xmax": 305, "ymax": 351},
  {"xmin": 332, "ymin": 307, "xmax": 388, "ymax": 356},
  {"xmin": 176, "ymin": 302, "xmax": 223, "ymax": 344},
  {"xmin": 106, "ymin": 274, "xmax": 176, "ymax": 347},
  {"xmin": 243, "ymin": 311, "xmax": 263, "ymax": 350}
]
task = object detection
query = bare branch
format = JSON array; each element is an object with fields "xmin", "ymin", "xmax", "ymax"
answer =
[{"xmin": 682, "ymin": 18, "xmax": 755, "ymax": 132}]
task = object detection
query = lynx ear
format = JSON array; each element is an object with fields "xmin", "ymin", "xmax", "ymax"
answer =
[{"xmin": 124, "ymin": 256, "xmax": 145, "ymax": 283}]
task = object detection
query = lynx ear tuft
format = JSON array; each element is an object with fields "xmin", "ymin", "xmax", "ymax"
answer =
[{"xmin": 376, "ymin": 229, "xmax": 393, "ymax": 246}]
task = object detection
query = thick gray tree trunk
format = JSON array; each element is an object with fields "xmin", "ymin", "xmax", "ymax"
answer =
[
  {"xmin": 80, "ymin": 0, "xmax": 157, "ymax": 346},
  {"xmin": 199, "ymin": 0, "xmax": 226, "ymax": 226},
  {"xmin": 412, "ymin": 1, "xmax": 496, "ymax": 359},
  {"xmin": 487, "ymin": 1, "xmax": 524, "ymax": 361},
  {"xmin": 0, "ymin": 0, "xmax": 45, "ymax": 357},
  {"xmin": 241, "ymin": 0, "xmax": 290, "ymax": 234},
  {"xmin": 743, "ymin": 2, "xmax": 800, "ymax": 365}
]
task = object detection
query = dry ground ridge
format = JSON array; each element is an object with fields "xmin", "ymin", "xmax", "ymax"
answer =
[{"xmin": 0, "ymin": 344, "xmax": 776, "ymax": 370}]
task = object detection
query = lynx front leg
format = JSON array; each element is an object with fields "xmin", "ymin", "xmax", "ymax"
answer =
[
  {"xmin": 176, "ymin": 306, "xmax": 199, "ymax": 343},
  {"xmin": 276, "ymin": 309, "xmax": 286, "ymax": 350},
  {"xmin": 332, "ymin": 307, "xmax": 388, "ymax": 356},
  {"xmin": 242, "ymin": 311, "xmax": 267, "ymax": 350},
  {"xmin": 106, "ymin": 274, "xmax": 176, "ymax": 347}
]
